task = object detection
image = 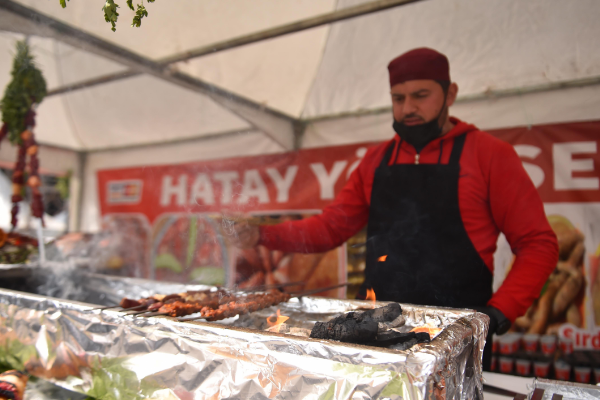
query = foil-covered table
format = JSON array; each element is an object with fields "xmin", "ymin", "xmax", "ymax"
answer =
[{"xmin": 0, "ymin": 273, "xmax": 489, "ymax": 400}]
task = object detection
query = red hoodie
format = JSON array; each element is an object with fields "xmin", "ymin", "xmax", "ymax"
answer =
[{"xmin": 259, "ymin": 117, "xmax": 558, "ymax": 322}]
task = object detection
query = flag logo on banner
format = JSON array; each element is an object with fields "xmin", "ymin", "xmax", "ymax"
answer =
[{"xmin": 107, "ymin": 180, "xmax": 143, "ymax": 204}]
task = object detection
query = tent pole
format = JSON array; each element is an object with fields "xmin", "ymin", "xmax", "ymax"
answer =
[
  {"xmin": 45, "ymin": 0, "xmax": 424, "ymax": 98},
  {"xmin": 159, "ymin": 0, "xmax": 424, "ymax": 65},
  {"xmin": 305, "ymin": 75, "xmax": 600, "ymax": 123},
  {"xmin": 68, "ymin": 150, "xmax": 86, "ymax": 232}
]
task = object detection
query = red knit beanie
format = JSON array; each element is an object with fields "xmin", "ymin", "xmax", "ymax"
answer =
[{"xmin": 388, "ymin": 48, "xmax": 450, "ymax": 87}]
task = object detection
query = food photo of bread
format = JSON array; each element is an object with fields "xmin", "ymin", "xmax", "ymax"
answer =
[{"xmin": 513, "ymin": 214, "xmax": 586, "ymax": 334}]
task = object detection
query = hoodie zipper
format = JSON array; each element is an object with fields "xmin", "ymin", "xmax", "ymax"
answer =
[{"xmin": 414, "ymin": 153, "xmax": 420, "ymax": 165}]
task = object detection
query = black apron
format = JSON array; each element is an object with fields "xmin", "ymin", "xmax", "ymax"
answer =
[{"xmin": 358, "ymin": 134, "xmax": 493, "ymax": 308}]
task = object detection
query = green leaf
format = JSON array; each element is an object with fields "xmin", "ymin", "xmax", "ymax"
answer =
[
  {"xmin": 131, "ymin": 4, "xmax": 148, "ymax": 28},
  {"xmin": 126, "ymin": 0, "xmax": 134, "ymax": 11},
  {"xmin": 59, "ymin": 0, "xmax": 68, "ymax": 8},
  {"xmin": 102, "ymin": 0, "xmax": 120, "ymax": 32}
]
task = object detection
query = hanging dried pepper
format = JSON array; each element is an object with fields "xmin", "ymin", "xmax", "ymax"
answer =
[{"xmin": 0, "ymin": 41, "xmax": 47, "ymax": 230}]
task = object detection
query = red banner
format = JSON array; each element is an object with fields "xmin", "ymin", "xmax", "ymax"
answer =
[
  {"xmin": 99, "ymin": 120, "xmax": 600, "ymax": 222},
  {"xmin": 99, "ymin": 143, "xmax": 375, "ymax": 223},
  {"xmin": 492, "ymin": 120, "xmax": 600, "ymax": 203}
]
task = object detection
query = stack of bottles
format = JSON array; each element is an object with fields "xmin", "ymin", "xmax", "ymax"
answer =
[{"xmin": 491, "ymin": 333, "xmax": 600, "ymax": 383}]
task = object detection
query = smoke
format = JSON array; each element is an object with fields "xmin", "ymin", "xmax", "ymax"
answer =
[{"xmin": 29, "ymin": 230, "xmax": 136, "ymax": 303}]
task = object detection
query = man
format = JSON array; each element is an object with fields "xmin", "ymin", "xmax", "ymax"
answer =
[{"xmin": 233, "ymin": 48, "xmax": 558, "ymax": 369}]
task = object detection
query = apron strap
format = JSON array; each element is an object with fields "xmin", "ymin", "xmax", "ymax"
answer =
[
  {"xmin": 379, "ymin": 139, "xmax": 400, "ymax": 168},
  {"xmin": 449, "ymin": 134, "xmax": 467, "ymax": 166}
]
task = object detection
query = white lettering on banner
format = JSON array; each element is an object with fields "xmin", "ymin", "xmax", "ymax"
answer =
[
  {"xmin": 514, "ymin": 145, "xmax": 545, "ymax": 188},
  {"xmin": 559, "ymin": 324, "xmax": 600, "ymax": 349},
  {"xmin": 189, "ymin": 173, "xmax": 215, "ymax": 205},
  {"xmin": 553, "ymin": 142, "xmax": 599, "ymax": 190},
  {"xmin": 213, "ymin": 171, "xmax": 239, "ymax": 204},
  {"xmin": 266, "ymin": 166, "xmax": 298, "ymax": 203},
  {"xmin": 346, "ymin": 148, "xmax": 368, "ymax": 180},
  {"xmin": 239, "ymin": 170, "xmax": 269, "ymax": 204},
  {"xmin": 310, "ymin": 161, "xmax": 348, "ymax": 200},
  {"xmin": 160, "ymin": 175, "xmax": 187, "ymax": 206}
]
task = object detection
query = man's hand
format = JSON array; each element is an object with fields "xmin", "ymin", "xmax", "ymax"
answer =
[
  {"xmin": 222, "ymin": 216, "xmax": 260, "ymax": 249},
  {"xmin": 473, "ymin": 306, "xmax": 511, "ymax": 335}
]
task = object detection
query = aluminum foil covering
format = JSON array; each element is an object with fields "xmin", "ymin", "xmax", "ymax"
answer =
[
  {"xmin": 0, "ymin": 273, "xmax": 489, "ymax": 400},
  {"xmin": 533, "ymin": 378, "xmax": 600, "ymax": 400}
]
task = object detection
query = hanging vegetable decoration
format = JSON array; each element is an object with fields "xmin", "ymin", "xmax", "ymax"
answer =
[
  {"xmin": 0, "ymin": 40, "xmax": 47, "ymax": 230},
  {"xmin": 60, "ymin": 0, "xmax": 156, "ymax": 32}
]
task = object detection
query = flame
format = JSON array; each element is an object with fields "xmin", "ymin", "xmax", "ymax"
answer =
[
  {"xmin": 266, "ymin": 309, "xmax": 289, "ymax": 327},
  {"xmin": 411, "ymin": 326, "xmax": 442, "ymax": 337},
  {"xmin": 366, "ymin": 288, "xmax": 376, "ymax": 305},
  {"xmin": 378, "ymin": 255, "xmax": 387, "ymax": 262}
]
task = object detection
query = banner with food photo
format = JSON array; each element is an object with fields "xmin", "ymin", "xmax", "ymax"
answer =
[
  {"xmin": 98, "ymin": 120, "xmax": 600, "ymax": 330},
  {"xmin": 98, "ymin": 143, "xmax": 370, "ymax": 298},
  {"xmin": 488, "ymin": 120, "xmax": 600, "ymax": 350}
]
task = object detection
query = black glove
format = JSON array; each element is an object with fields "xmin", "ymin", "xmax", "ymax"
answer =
[{"xmin": 472, "ymin": 306, "xmax": 511, "ymax": 336}]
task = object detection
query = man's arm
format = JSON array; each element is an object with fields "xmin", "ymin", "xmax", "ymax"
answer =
[
  {"xmin": 486, "ymin": 139, "xmax": 559, "ymax": 323},
  {"xmin": 257, "ymin": 163, "xmax": 371, "ymax": 253}
]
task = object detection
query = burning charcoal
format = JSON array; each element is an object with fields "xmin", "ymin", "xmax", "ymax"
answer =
[
  {"xmin": 374, "ymin": 330, "xmax": 417, "ymax": 347},
  {"xmin": 310, "ymin": 322, "xmax": 328, "ymax": 338},
  {"xmin": 370, "ymin": 330, "xmax": 431, "ymax": 348},
  {"xmin": 394, "ymin": 338, "xmax": 418, "ymax": 351},
  {"xmin": 378, "ymin": 314, "xmax": 406, "ymax": 331},
  {"xmin": 310, "ymin": 303, "xmax": 402, "ymax": 344},
  {"xmin": 310, "ymin": 317, "xmax": 378, "ymax": 343},
  {"xmin": 357, "ymin": 303, "xmax": 402, "ymax": 323},
  {"xmin": 414, "ymin": 332, "xmax": 431, "ymax": 343}
]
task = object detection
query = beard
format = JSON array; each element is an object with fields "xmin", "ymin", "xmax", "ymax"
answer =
[{"xmin": 392, "ymin": 107, "xmax": 446, "ymax": 153}]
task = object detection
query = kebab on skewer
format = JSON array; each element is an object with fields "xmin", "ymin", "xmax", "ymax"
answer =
[
  {"xmin": 174, "ymin": 283, "xmax": 349, "ymax": 321},
  {"xmin": 118, "ymin": 289, "xmax": 228, "ymax": 311},
  {"xmin": 114, "ymin": 289, "xmax": 291, "ymax": 320},
  {"xmin": 105, "ymin": 282, "xmax": 348, "ymax": 322},
  {"xmin": 146, "ymin": 290, "xmax": 291, "ymax": 320},
  {"xmin": 110, "ymin": 281, "xmax": 303, "ymax": 313}
]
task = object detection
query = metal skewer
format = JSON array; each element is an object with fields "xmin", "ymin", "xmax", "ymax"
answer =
[
  {"xmin": 290, "ymin": 282, "xmax": 351, "ymax": 298},
  {"xmin": 127, "ymin": 309, "xmax": 161, "ymax": 316},
  {"xmin": 237, "ymin": 280, "xmax": 303, "ymax": 293},
  {"xmin": 119, "ymin": 305, "xmax": 151, "ymax": 312},
  {"xmin": 87, "ymin": 304, "xmax": 120, "ymax": 312},
  {"xmin": 140, "ymin": 311, "xmax": 171, "ymax": 318}
]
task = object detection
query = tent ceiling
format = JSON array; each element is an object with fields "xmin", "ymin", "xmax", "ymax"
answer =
[{"xmin": 0, "ymin": 0, "xmax": 599, "ymax": 152}]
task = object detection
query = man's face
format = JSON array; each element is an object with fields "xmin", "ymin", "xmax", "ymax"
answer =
[{"xmin": 390, "ymin": 80, "xmax": 454, "ymax": 125}]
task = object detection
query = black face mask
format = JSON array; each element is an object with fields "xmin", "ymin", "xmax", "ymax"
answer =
[{"xmin": 392, "ymin": 117, "xmax": 442, "ymax": 154}]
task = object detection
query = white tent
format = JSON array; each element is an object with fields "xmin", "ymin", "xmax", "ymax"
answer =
[{"xmin": 0, "ymin": 0, "xmax": 599, "ymax": 232}]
